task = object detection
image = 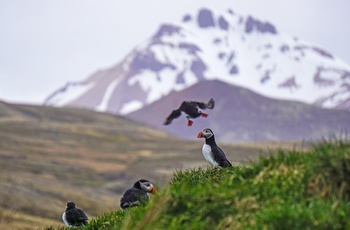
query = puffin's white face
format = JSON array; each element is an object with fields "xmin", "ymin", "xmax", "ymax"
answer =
[
  {"xmin": 140, "ymin": 181, "xmax": 157, "ymax": 194},
  {"xmin": 197, "ymin": 128, "xmax": 214, "ymax": 139}
]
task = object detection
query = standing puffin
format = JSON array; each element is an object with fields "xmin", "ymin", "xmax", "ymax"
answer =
[
  {"xmin": 120, "ymin": 179, "xmax": 157, "ymax": 209},
  {"xmin": 62, "ymin": 201, "xmax": 88, "ymax": 227},
  {"xmin": 163, "ymin": 98, "xmax": 215, "ymax": 126},
  {"xmin": 197, "ymin": 128, "xmax": 232, "ymax": 167}
]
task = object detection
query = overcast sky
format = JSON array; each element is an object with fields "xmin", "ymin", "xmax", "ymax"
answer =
[{"xmin": 1, "ymin": 0, "xmax": 349, "ymax": 104}]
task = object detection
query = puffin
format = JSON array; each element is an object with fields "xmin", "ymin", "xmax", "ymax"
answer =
[
  {"xmin": 197, "ymin": 128, "xmax": 232, "ymax": 167},
  {"xmin": 120, "ymin": 179, "xmax": 157, "ymax": 209},
  {"xmin": 163, "ymin": 98, "xmax": 215, "ymax": 126},
  {"xmin": 62, "ymin": 201, "xmax": 88, "ymax": 227}
]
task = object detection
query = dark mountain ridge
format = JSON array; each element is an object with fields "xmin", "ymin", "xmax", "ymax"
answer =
[{"xmin": 127, "ymin": 80, "xmax": 350, "ymax": 142}]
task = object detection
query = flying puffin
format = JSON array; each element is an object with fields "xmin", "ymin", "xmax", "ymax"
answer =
[
  {"xmin": 163, "ymin": 98, "xmax": 215, "ymax": 126},
  {"xmin": 62, "ymin": 201, "xmax": 88, "ymax": 227},
  {"xmin": 197, "ymin": 128, "xmax": 232, "ymax": 167},
  {"xmin": 120, "ymin": 179, "xmax": 157, "ymax": 209}
]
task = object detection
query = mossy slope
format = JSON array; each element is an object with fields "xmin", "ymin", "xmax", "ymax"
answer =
[{"xmin": 45, "ymin": 140, "xmax": 350, "ymax": 230}]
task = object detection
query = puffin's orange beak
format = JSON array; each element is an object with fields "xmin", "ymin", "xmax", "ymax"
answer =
[
  {"xmin": 149, "ymin": 185, "xmax": 157, "ymax": 194},
  {"xmin": 197, "ymin": 131, "xmax": 203, "ymax": 138}
]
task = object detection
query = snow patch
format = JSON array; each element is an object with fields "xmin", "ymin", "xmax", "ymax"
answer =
[
  {"xmin": 119, "ymin": 100, "xmax": 143, "ymax": 115},
  {"xmin": 128, "ymin": 68, "xmax": 180, "ymax": 103},
  {"xmin": 96, "ymin": 77, "xmax": 122, "ymax": 112},
  {"xmin": 48, "ymin": 82, "xmax": 95, "ymax": 106}
]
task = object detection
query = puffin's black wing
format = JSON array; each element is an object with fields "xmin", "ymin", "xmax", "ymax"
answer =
[
  {"xmin": 163, "ymin": 109, "xmax": 182, "ymax": 125},
  {"xmin": 211, "ymin": 145, "xmax": 232, "ymax": 167},
  {"xmin": 120, "ymin": 188, "xmax": 149, "ymax": 209},
  {"xmin": 65, "ymin": 209, "xmax": 88, "ymax": 226},
  {"xmin": 77, "ymin": 209, "xmax": 89, "ymax": 222}
]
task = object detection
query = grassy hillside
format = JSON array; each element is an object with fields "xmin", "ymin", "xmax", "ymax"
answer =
[
  {"xmin": 44, "ymin": 139, "xmax": 350, "ymax": 230},
  {"xmin": 0, "ymin": 102, "xmax": 283, "ymax": 229}
]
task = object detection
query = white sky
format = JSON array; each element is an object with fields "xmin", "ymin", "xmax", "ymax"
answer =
[{"xmin": 1, "ymin": 0, "xmax": 349, "ymax": 104}]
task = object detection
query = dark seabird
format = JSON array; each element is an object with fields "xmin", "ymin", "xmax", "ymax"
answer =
[
  {"xmin": 62, "ymin": 201, "xmax": 88, "ymax": 227},
  {"xmin": 197, "ymin": 128, "xmax": 232, "ymax": 167},
  {"xmin": 120, "ymin": 179, "xmax": 156, "ymax": 209},
  {"xmin": 164, "ymin": 98, "xmax": 215, "ymax": 126}
]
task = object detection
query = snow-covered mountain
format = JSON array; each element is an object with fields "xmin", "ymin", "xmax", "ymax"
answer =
[{"xmin": 44, "ymin": 8, "xmax": 350, "ymax": 114}]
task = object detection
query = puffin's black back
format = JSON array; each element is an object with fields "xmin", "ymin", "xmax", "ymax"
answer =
[
  {"xmin": 63, "ymin": 202, "xmax": 88, "ymax": 226},
  {"xmin": 120, "ymin": 187, "xmax": 149, "ymax": 209},
  {"xmin": 120, "ymin": 179, "xmax": 152, "ymax": 209},
  {"xmin": 181, "ymin": 101, "xmax": 202, "ymax": 118},
  {"xmin": 210, "ymin": 144, "xmax": 232, "ymax": 167}
]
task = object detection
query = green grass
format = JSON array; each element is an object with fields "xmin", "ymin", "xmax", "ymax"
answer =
[{"xmin": 44, "ymin": 139, "xmax": 350, "ymax": 230}]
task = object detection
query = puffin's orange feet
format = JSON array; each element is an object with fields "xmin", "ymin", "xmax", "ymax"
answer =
[
  {"xmin": 188, "ymin": 120, "xmax": 193, "ymax": 126},
  {"xmin": 201, "ymin": 113, "xmax": 208, "ymax": 117}
]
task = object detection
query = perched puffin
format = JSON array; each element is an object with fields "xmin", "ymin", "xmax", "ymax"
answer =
[
  {"xmin": 120, "ymin": 179, "xmax": 157, "ymax": 209},
  {"xmin": 163, "ymin": 98, "xmax": 215, "ymax": 126},
  {"xmin": 62, "ymin": 201, "xmax": 88, "ymax": 227},
  {"xmin": 197, "ymin": 128, "xmax": 232, "ymax": 167}
]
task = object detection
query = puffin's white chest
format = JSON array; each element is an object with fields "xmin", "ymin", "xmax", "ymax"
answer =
[
  {"xmin": 62, "ymin": 212, "xmax": 70, "ymax": 227},
  {"xmin": 202, "ymin": 144, "xmax": 219, "ymax": 166}
]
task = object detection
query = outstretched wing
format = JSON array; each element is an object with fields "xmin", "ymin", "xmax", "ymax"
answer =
[
  {"xmin": 206, "ymin": 98, "xmax": 215, "ymax": 109},
  {"xmin": 163, "ymin": 109, "xmax": 182, "ymax": 125}
]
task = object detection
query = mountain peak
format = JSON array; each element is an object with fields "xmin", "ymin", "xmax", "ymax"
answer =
[
  {"xmin": 152, "ymin": 24, "xmax": 182, "ymax": 40},
  {"xmin": 44, "ymin": 7, "xmax": 350, "ymax": 117},
  {"xmin": 197, "ymin": 8, "xmax": 216, "ymax": 28},
  {"xmin": 182, "ymin": 8, "xmax": 277, "ymax": 35},
  {"xmin": 244, "ymin": 15, "xmax": 277, "ymax": 34}
]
